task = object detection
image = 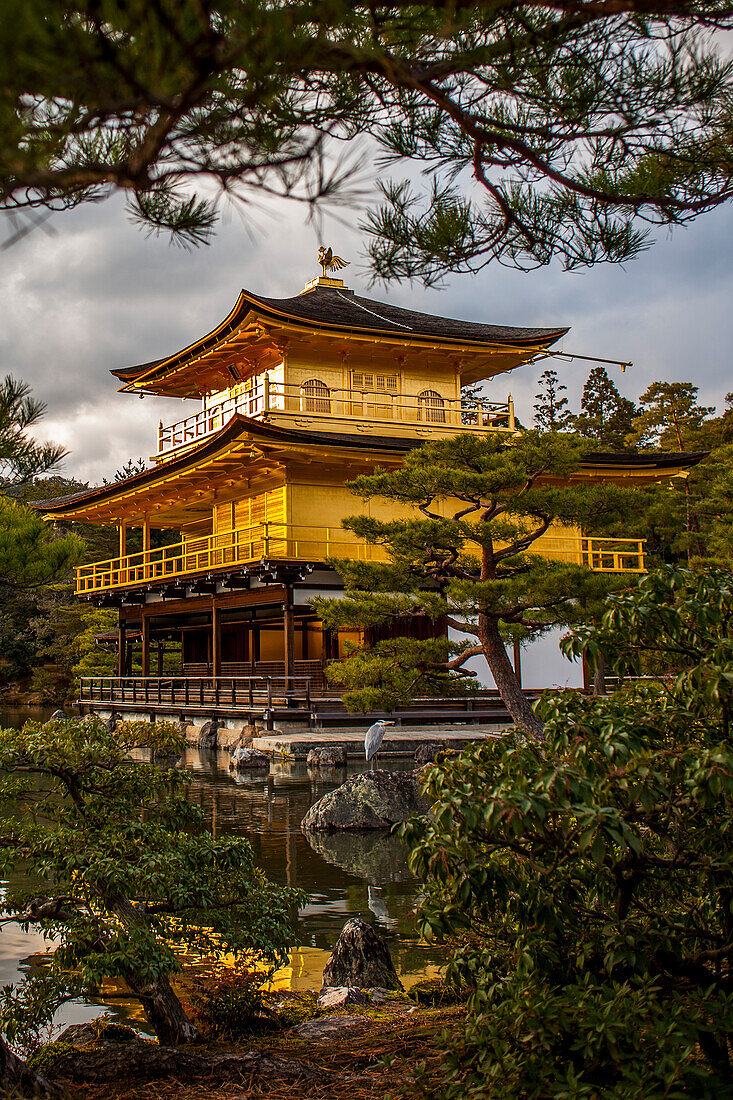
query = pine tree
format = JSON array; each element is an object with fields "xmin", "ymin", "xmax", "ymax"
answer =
[
  {"xmin": 632, "ymin": 382, "xmax": 715, "ymax": 451},
  {"xmin": 315, "ymin": 432, "xmax": 637, "ymax": 739},
  {"xmin": 534, "ymin": 369, "xmax": 573, "ymax": 432},
  {"xmin": 0, "ymin": 376, "xmax": 66, "ymax": 489},
  {"xmin": 574, "ymin": 367, "xmax": 637, "ymax": 449},
  {"xmin": 0, "ymin": 382, "xmax": 82, "ymax": 592},
  {"xmin": 3, "ymin": 3, "xmax": 733, "ymax": 272}
]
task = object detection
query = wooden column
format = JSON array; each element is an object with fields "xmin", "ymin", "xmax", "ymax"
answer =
[
  {"xmin": 118, "ymin": 618, "xmax": 126, "ymax": 678},
  {"xmin": 157, "ymin": 642, "xmax": 165, "ymax": 676},
  {"xmin": 212, "ymin": 602, "xmax": 221, "ymax": 681},
  {"xmin": 141, "ymin": 614, "xmax": 150, "ymax": 678},
  {"xmin": 283, "ymin": 586, "xmax": 295, "ymax": 681},
  {"xmin": 118, "ymin": 523, "xmax": 127, "ymax": 558},
  {"xmin": 142, "ymin": 515, "xmax": 151, "ymax": 582}
]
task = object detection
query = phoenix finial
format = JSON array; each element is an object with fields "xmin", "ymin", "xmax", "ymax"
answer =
[{"xmin": 318, "ymin": 246, "xmax": 350, "ymax": 278}]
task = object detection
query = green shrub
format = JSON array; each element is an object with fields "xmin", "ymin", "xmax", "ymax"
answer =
[
  {"xmin": 190, "ymin": 968, "xmax": 277, "ymax": 1038},
  {"xmin": 403, "ymin": 568, "xmax": 733, "ymax": 1099}
]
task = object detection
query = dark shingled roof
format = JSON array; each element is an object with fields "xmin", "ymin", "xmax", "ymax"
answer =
[
  {"xmin": 112, "ymin": 284, "xmax": 568, "ymax": 384},
  {"xmin": 243, "ymin": 285, "xmax": 568, "ymax": 344}
]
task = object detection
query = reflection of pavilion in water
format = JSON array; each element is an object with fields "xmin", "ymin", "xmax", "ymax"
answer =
[{"xmin": 182, "ymin": 750, "xmax": 443, "ymax": 988}]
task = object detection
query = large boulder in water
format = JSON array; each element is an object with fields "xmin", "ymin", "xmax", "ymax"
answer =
[
  {"xmin": 301, "ymin": 769, "xmax": 430, "ymax": 831},
  {"xmin": 322, "ymin": 917, "xmax": 402, "ymax": 991},
  {"xmin": 230, "ymin": 746, "xmax": 269, "ymax": 770}
]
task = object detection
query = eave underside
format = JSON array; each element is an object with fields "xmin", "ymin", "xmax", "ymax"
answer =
[{"xmin": 35, "ymin": 416, "xmax": 706, "ymax": 528}]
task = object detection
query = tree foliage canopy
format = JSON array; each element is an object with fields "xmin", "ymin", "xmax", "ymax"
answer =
[
  {"xmin": 574, "ymin": 366, "xmax": 637, "ymax": 449},
  {"xmin": 316, "ymin": 431, "xmax": 638, "ymax": 736},
  {"xmin": 0, "ymin": 377, "xmax": 65, "ymax": 489},
  {"xmin": 0, "ymin": 717, "xmax": 302, "ymax": 1050},
  {"xmin": 404, "ymin": 566, "xmax": 733, "ymax": 1097},
  {"xmin": 3, "ymin": 1, "xmax": 733, "ymax": 273}
]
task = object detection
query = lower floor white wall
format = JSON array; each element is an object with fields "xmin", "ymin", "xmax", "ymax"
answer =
[{"xmin": 448, "ymin": 624, "xmax": 583, "ymax": 691}]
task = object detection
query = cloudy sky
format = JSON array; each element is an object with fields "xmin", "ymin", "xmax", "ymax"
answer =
[{"xmin": 2, "ymin": 179, "xmax": 732, "ymax": 485}]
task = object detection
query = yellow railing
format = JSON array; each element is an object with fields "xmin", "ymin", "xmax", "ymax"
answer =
[
  {"xmin": 157, "ymin": 380, "xmax": 516, "ymax": 455},
  {"xmin": 75, "ymin": 525, "xmax": 645, "ymax": 595}
]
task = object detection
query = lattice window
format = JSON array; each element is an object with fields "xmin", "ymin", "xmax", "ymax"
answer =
[
  {"xmin": 351, "ymin": 371, "xmax": 398, "ymax": 393},
  {"xmin": 418, "ymin": 389, "xmax": 446, "ymax": 423},
  {"xmin": 300, "ymin": 378, "xmax": 331, "ymax": 414},
  {"xmin": 233, "ymin": 486, "xmax": 286, "ymax": 531}
]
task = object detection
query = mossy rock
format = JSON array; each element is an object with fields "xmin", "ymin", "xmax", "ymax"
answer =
[
  {"xmin": 267, "ymin": 990, "xmax": 320, "ymax": 1027},
  {"xmin": 27, "ymin": 1041, "xmax": 78, "ymax": 1075}
]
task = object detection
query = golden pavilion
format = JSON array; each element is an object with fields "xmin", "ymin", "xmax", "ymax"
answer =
[{"xmin": 38, "ymin": 256, "xmax": 695, "ymax": 725}]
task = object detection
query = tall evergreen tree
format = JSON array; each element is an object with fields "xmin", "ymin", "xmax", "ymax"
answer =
[
  {"xmin": 3, "ymin": 3, "xmax": 733, "ymax": 273},
  {"xmin": 574, "ymin": 367, "xmax": 637, "ymax": 449},
  {"xmin": 534, "ymin": 369, "xmax": 573, "ymax": 432},
  {"xmin": 315, "ymin": 432, "xmax": 638, "ymax": 739},
  {"xmin": 632, "ymin": 381, "xmax": 715, "ymax": 451}
]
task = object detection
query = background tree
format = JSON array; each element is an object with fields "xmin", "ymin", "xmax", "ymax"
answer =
[
  {"xmin": 0, "ymin": 376, "xmax": 66, "ymax": 490},
  {"xmin": 533, "ymin": 369, "xmax": 573, "ymax": 432},
  {"xmin": 573, "ymin": 366, "xmax": 637, "ymax": 449},
  {"xmin": 315, "ymin": 431, "xmax": 637, "ymax": 739},
  {"xmin": 3, "ymin": 2, "xmax": 733, "ymax": 273},
  {"xmin": 0, "ymin": 716, "xmax": 302, "ymax": 1067},
  {"xmin": 404, "ymin": 566, "xmax": 733, "ymax": 1098},
  {"xmin": 631, "ymin": 381, "xmax": 715, "ymax": 451}
]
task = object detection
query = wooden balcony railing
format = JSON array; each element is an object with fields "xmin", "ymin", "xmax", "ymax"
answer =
[
  {"xmin": 75, "ymin": 523, "xmax": 645, "ymax": 595},
  {"xmin": 156, "ymin": 379, "xmax": 515, "ymax": 456}
]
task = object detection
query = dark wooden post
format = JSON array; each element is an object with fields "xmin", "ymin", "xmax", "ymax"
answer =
[
  {"xmin": 118, "ymin": 618, "xmax": 126, "ymax": 679},
  {"xmin": 283, "ymin": 585, "xmax": 295, "ymax": 682},
  {"xmin": 212, "ymin": 601, "xmax": 221, "ymax": 682},
  {"xmin": 513, "ymin": 640, "xmax": 522, "ymax": 688},
  {"xmin": 141, "ymin": 614, "xmax": 150, "ymax": 678}
]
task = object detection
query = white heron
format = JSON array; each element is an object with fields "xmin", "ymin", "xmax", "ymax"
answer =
[{"xmin": 364, "ymin": 719, "xmax": 395, "ymax": 770}]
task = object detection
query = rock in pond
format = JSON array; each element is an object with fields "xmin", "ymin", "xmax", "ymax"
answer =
[
  {"xmin": 198, "ymin": 719, "xmax": 219, "ymax": 750},
  {"xmin": 414, "ymin": 740, "xmax": 451, "ymax": 766},
  {"xmin": 307, "ymin": 745, "xmax": 347, "ymax": 768},
  {"xmin": 47, "ymin": 709, "xmax": 67, "ymax": 723},
  {"xmin": 322, "ymin": 917, "xmax": 402, "ymax": 991},
  {"xmin": 230, "ymin": 746, "xmax": 270, "ymax": 770},
  {"xmin": 301, "ymin": 769, "xmax": 430, "ymax": 831}
]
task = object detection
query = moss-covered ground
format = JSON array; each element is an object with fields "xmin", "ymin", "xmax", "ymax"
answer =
[{"xmin": 39, "ymin": 973, "xmax": 467, "ymax": 1100}]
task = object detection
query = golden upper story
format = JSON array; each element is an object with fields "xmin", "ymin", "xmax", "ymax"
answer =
[
  {"xmin": 36, "ymin": 259, "xmax": 702, "ymax": 594},
  {"xmin": 110, "ymin": 272, "xmax": 567, "ymax": 462}
]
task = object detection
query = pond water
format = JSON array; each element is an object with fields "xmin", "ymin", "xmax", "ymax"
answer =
[{"xmin": 0, "ymin": 708, "xmax": 444, "ymax": 1035}]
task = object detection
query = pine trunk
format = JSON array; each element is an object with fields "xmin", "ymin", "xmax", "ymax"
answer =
[
  {"xmin": 478, "ymin": 616, "xmax": 545, "ymax": 740},
  {"xmin": 593, "ymin": 653, "xmax": 607, "ymax": 696},
  {"xmin": 126, "ymin": 974, "xmax": 200, "ymax": 1045},
  {"xmin": 111, "ymin": 895, "xmax": 199, "ymax": 1044},
  {"xmin": 0, "ymin": 1034, "xmax": 60, "ymax": 1096}
]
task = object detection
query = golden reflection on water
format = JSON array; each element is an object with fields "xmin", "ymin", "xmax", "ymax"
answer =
[{"xmin": 2, "ymin": 740, "xmax": 447, "ymax": 1031}]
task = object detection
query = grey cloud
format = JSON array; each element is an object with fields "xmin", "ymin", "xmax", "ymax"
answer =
[{"xmin": 2, "ymin": 190, "xmax": 732, "ymax": 483}]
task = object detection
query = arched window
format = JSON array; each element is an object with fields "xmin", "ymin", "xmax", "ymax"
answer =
[
  {"xmin": 300, "ymin": 378, "xmax": 331, "ymax": 414},
  {"xmin": 418, "ymin": 389, "xmax": 445, "ymax": 423}
]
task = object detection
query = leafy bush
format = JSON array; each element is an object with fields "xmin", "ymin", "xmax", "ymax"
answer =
[
  {"xmin": 0, "ymin": 717, "xmax": 304, "ymax": 1046},
  {"xmin": 190, "ymin": 967, "xmax": 276, "ymax": 1038},
  {"xmin": 403, "ymin": 568, "xmax": 733, "ymax": 1098}
]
